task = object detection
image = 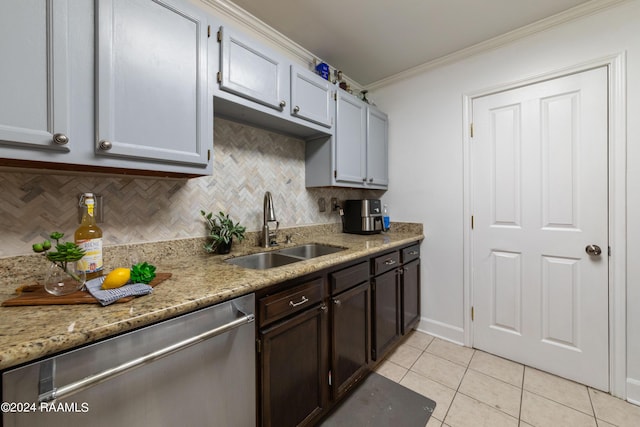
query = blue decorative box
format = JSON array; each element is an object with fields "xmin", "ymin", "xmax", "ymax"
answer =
[{"xmin": 315, "ymin": 62, "xmax": 330, "ymax": 80}]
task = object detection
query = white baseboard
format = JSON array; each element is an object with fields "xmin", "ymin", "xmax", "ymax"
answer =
[
  {"xmin": 417, "ymin": 317, "xmax": 465, "ymax": 346},
  {"xmin": 627, "ymin": 378, "xmax": 640, "ymax": 406}
]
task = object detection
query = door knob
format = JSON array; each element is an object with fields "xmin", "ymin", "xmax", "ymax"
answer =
[{"xmin": 585, "ymin": 245, "xmax": 602, "ymax": 256}]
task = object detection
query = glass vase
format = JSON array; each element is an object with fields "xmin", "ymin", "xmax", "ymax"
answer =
[{"xmin": 44, "ymin": 262, "xmax": 87, "ymax": 296}]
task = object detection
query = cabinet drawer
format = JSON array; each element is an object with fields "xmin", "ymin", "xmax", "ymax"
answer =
[
  {"xmin": 402, "ymin": 244, "xmax": 420, "ymax": 264},
  {"xmin": 372, "ymin": 251, "xmax": 400, "ymax": 276},
  {"xmin": 329, "ymin": 261, "xmax": 369, "ymax": 295},
  {"xmin": 259, "ymin": 277, "xmax": 324, "ymax": 326}
]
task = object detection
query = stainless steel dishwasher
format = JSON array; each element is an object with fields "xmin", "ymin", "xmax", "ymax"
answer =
[{"xmin": 2, "ymin": 293, "xmax": 255, "ymax": 427}]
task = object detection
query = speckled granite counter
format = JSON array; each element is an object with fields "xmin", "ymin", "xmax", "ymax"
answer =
[{"xmin": 0, "ymin": 223, "xmax": 423, "ymax": 371}]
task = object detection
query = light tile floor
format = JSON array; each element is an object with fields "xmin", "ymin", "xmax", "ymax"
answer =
[{"xmin": 375, "ymin": 331, "xmax": 640, "ymax": 427}]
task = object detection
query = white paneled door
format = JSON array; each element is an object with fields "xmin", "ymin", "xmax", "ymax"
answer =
[{"xmin": 471, "ymin": 67, "xmax": 609, "ymax": 391}]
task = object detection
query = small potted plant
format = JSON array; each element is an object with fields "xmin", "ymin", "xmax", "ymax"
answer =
[
  {"xmin": 32, "ymin": 231, "xmax": 87, "ymax": 295},
  {"xmin": 200, "ymin": 211, "xmax": 246, "ymax": 254}
]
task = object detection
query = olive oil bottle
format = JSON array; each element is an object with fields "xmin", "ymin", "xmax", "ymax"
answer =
[{"xmin": 75, "ymin": 193, "xmax": 103, "ymax": 280}]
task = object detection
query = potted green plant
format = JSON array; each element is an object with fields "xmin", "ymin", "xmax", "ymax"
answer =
[{"xmin": 200, "ymin": 211, "xmax": 246, "ymax": 254}]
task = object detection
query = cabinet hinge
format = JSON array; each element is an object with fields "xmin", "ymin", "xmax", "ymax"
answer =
[
  {"xmin": 256, "ymin": 339, "xmax": 261, "ymax": 353},
  {"xmin": 217, "ymin": 71, "xmax": 222, "ymax": 83},
  {"xmin": 608, "ymin": 246, "xmax": 612, "ymax": 256},
  {"xmin": 328, "ymin": 370, "xmax": 332, "ymax": 386},
  {"xmin": 207, "ymin": 149, "xmax": 211, "ymax": 161},
  {"xmin": 334, "ymin": 92, "xmax": 337, "ymax": 101},
  {"xmin": 471, "ymin": 215, "xmax": 474, "ymax": 230},
  {"xmin": 207, "ymin": 25, "xmax": 211, "ymax": 38},
  {"xmin": 470, "ymin": 123, "xmax": 474, "ymax": 138},
  {"xmin": 334, "ymin": 170, "xmax": 337, "ymax": 179},
  {"xmin": 217, "ymin": 28, "xmax": 222, "ymax": 42},
  {"xmin": 471, "ymin": 306, "xmax": 475, "ymax": 321}
]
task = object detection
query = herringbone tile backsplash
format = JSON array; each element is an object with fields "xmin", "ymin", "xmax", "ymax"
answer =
[{"xmin": 0, "ymin": 118, "xmax": 380, "ymax": 257}]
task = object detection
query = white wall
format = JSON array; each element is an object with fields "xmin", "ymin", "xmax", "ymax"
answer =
[{"xmin": 374, "ymin": 0, "xmax": 640, "ymax": 402}]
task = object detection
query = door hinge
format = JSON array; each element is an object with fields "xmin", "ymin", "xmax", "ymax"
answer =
[
  {"xmin": 207, "ymin": 25, "xmax": 211, "ymax": 38},
  {"xmin": 471, "ymin": 306, "xmax": 474, "ymax": 321},
  {"xmin": 256, "ymin": 339, "xmax": 261, "ymax": 353},
  {"xmin": 471, "ymin": 215, "xmax": 474, "ymax": 230},
  {"xmin": 470, "ymin": 123, "xmax": 474, "ymax": 138},
  {"xmin": 217, "ymin": 28, "xmax": 222, "ymax": 42},
  {"xmin": 217, "ymin": 71, "xmax": 222, "ymax": 83}
]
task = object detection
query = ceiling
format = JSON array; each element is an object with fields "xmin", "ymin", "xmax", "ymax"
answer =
[{"xmin": 229, "ymin": 0, "xmax": 595, "ymax": 86}]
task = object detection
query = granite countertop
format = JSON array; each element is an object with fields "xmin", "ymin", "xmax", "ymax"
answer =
[{"xmin": 0, "ymin": 223, "xmax": 423, "ymax": 371}]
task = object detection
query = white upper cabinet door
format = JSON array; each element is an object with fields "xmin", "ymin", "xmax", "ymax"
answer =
[
  {"xmin": 96, "ymin": 0, "xmax": 209, "ymax": 167},
  {"xmin": 218, "ymin": 26, "xmax": 287, "ymax": 111},
  {"xmin": 366, "ymin": 107, "xmax": 389, "ymax": 187},
  {"xmin": 0, "ymin": 0, "xmax": 70, "ymax": 153},
  {"xmin": 335, "ymin": 91, "xmax": 367, "ymax": 185},
  {"xmin": 290, "ymin": 65, "xmax": 332, "ymax": 128}
]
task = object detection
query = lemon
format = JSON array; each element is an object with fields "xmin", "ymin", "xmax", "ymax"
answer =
[{"xmin": 101, "ymin": 268, "xmax": 131, "ymax": 289}]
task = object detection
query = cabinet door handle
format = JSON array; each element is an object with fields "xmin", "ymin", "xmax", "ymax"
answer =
[
  {"xmin": 293, "ymin": 106, "xmax": 300, "ymax": 114},
  {"xmin": 53, "ymin": 133, "xmax": 69, "ymax": 145},
  {"xmin": 289, "ymin": 296, "xmax": 309, "ymax": 308},
  {"xmin": 384, "ymin": 259, "xmax": 396, "ymax": 266},
  {"xmin": 279, "ymin": 100, "xmax": 286, "ymax": 109},
  {"xmin": 333, "ymin": 299, "xmax": 341, "ymax": 306},
  {"xmin": 319, "ymin": 304, "xmax": 328, "ymax": 313},
  {"xmin": 98, "ymin": 140, "xmax": 113, "ymax": 151}
]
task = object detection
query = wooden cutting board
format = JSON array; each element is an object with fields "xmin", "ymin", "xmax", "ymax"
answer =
[{"xmin": 1, "ymin": 273, "xmax": 172, "ymax": 306}]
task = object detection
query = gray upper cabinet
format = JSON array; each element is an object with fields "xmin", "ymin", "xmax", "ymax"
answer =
[
  {"xmin": 306, "ymin": 89, "xmax": 388, "ymax": 189},
  {"xmin": 217, "ymin": 26, "xmax": 287, "ymax": 111},
  {"xmin": 290, "ymin": 65, "xmax": 332, "ymax": 128},
  {"xmin": 95, "ymin": 0, "xmax": 210, "ymax": 168},
  {"xmin": 0, "ymin": 0, "xmax": 71, "ymax": 154},
  {"xmin": 366, "ymin": 107, "xmax": 389, "ymax": 187},
  {"xmin": 335, "ymin": 90, "xmax": 367, "ymax": 185},
  {"xmin": 214, "ymin": 26, "xmax": 333, "ymax": 139}
]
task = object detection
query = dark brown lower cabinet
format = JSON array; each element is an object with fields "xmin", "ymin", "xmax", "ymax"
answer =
[
  {"xmin": 257, "ymin": 241, "xmax": 421, "ymax": 426},
  {"xmin": 260, "ymin": 304, "xmax": 328, "ymax": 427},
  {"xmin": 371, "ymin": 268, "xmax": 400, "ymax": 361},
  {"xmin": 401, "ymin": 259, "xmax": 420, "ymax": 334},
  {"xmin": 331, "ymin": 281, "xmax": 370, "ymax": 400}
]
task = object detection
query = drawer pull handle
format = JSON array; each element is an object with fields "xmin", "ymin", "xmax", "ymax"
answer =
[
  {"xmin": 408, "ymin": 250, "xmax": 419, "ymax": 255},
  {"xmin": 384, "ymin": 259, "xmax": 397, "ymax": 266},
  {"xmin": 289, "ymin": 296, "xmax": 309, "ymax": 308}
]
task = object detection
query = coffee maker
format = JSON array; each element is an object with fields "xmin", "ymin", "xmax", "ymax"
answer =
[{"xmin": 342, "ymin": 199, "xmax": 383, "ymax": 234}]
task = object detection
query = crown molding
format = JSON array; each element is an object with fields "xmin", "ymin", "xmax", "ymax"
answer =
[{"xmin": 366, "ymin": 0, "xmax": 630, "ymax": 90}]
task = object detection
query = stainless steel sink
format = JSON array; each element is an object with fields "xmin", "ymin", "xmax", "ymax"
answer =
[
  {"xmin": 225, "ymin": 252, "xmax": 301, "ymax": 270},
  {"xmin": 277, "ymin": 243, "xmax": 345, "ymax": 259},
  {"xmin": 225, "ymin": 244, "xmax": 346, "ymax": 270}
]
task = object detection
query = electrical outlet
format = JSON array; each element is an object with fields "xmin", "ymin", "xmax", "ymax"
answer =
[
  {"xmin": 331, "ymin": 198, "xmax": 338, "ymax": 211},
  {"xmin": 318, "ymin": 197, "xmax": 326, "ymax": 212}
]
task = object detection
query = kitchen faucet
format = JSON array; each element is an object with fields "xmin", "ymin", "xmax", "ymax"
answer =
[{"xmin": 262, "ymin": 191, "xmax": 279, "ymax": 247}]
